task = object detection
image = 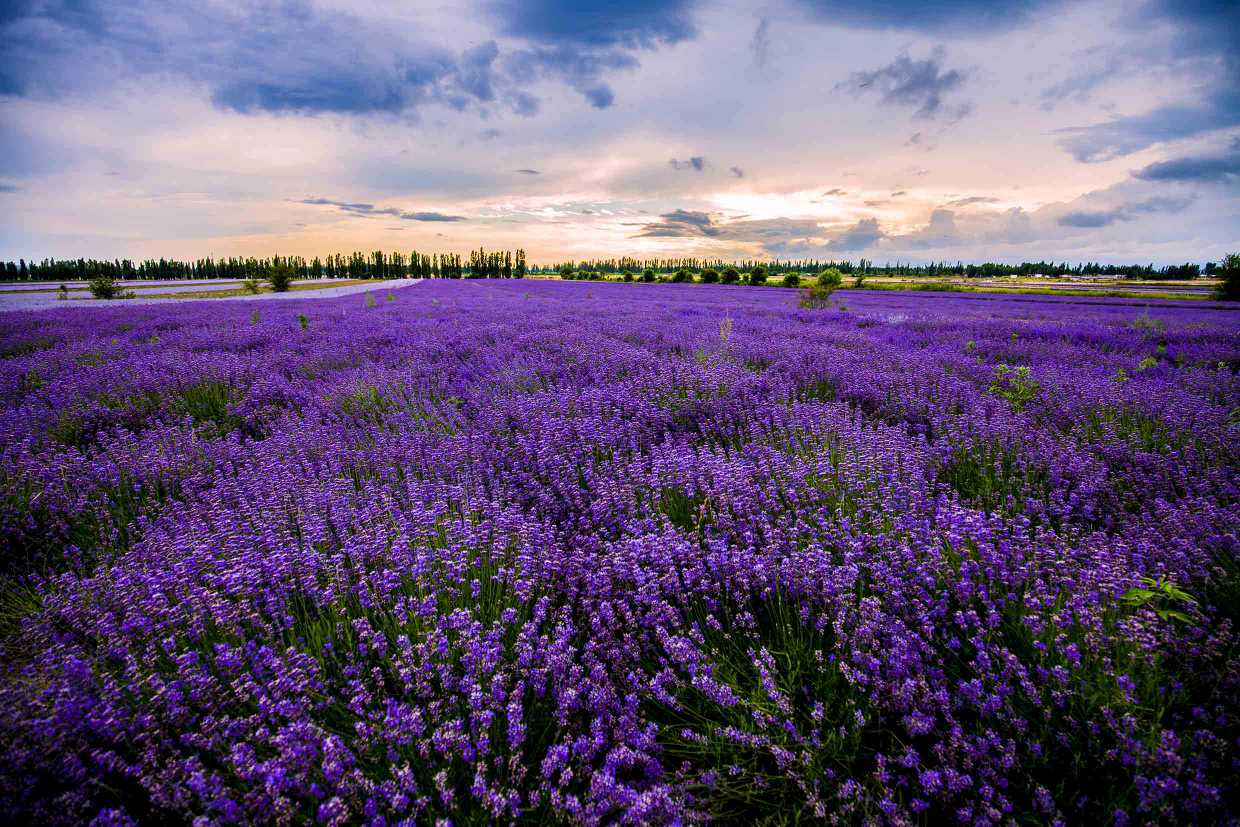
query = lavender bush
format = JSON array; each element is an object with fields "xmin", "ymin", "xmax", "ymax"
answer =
[{"xmin": 0, "ymin": 281, "xmax": 1237, "ymax": 825}]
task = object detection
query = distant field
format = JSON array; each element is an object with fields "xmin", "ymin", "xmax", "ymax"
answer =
[
  {"xmin": 1, "ymin": 280, "xmax": 1237, "ymax": 824},
  {"xmin": 0, "ymin": 279, "xmax": 413, "ymax": 311}
]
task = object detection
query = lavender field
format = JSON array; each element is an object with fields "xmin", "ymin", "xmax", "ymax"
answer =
[{"xmin": 1, "ymin": 280, "xmax": 1237, "ymax": 825}]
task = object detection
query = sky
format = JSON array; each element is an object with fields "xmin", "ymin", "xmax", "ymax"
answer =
[{"xmin": 1, "ymin": 0, "xmax": 1238, "ymax": 266}]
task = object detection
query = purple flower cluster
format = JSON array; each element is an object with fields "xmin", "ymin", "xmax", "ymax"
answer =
[{"xmin": 1, "ymin": 281, "xmax": 1238, "ymax": 824}]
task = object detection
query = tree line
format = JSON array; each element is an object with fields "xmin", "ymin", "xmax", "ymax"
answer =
[
  {"xmin": 538, "ymin": 257, "xmax": 1216, "ymax": 280},
  {"xmin": 0, "ymin": 249, "xmax": 526, "ymax": 282},
  {"xmin": 0, "ymin": 250, "xmax": 1221, "ymax": 283}
]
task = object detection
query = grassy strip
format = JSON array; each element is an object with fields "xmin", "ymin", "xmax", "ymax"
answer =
[{"xmin": 104, "ymin": 279, "xmax": 377, "ymax": 300}]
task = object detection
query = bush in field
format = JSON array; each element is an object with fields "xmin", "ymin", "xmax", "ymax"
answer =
[
  {"xmin": 642, "ymin": 268, "xmax": 657, "ymax": 283},
  {"xmin": 853, "ymin": 271, "xmax": 867, "ymax": 288},
  {"xmin": 88, "ymin": 275, "xmax": 131, "ymax": 300},
  {"xmin": 57, "ymin": 284, "xmax": 69, "ymax": 301},
  {"xmin": 783, "ymin": 272, "xmax": 801, "ymax": 288},
  {"xmin": 622, "ymin": 270, "xmax": 635, "ymax": 282},
  {"xmin": 721, "ymin": 267, "xmax": 740, "ymax": 284},
  {"xmin": 747, "ymin": 265, "xmax": 768, "ymax": 286},
  {"xmin": 817, "ymin": 267, "xmax": 844, "ymax": 288},
  {"xmin": 672, "ymin": 268, "xmax": 693, "ymax": 283},
  {"xmin": 989, "ymin": 363, "xmax": 1040, "ymax": 412},
  {"xmin": 798, "ymin": 282, "xmax": 838, "ymax": 309},
  {"xmin": 242, "ymin": 277, "xmax": 262, "ymax": 295},
  {"xmin": 267, "ymin": 264, "xmax": 295, "ymax": 293},
  {"xmin": 700, "ymin": 269, "xmax": 719, "ymax": 283},
  {"xmin": 1217, "ymin": 252, "xmax": 1240, "ymax": 301}
]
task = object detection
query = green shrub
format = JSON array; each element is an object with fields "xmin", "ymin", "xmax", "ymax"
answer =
[
  {"xmin": 816, "ymin": 267, "xmax": 844, "ymax": 288},
  {"xmin": 57, "ymin": 284, "xmax": 69, "ymax": 301},
  {"xmin": 798, "ymin": 282, "xmax": 838, "ymax": 309},
  {"xmin": 1215, "ymin": 252, "xmax": 1239, "ymax": 301},
  {"xmin": 88, "ymin": 276, "xmax": 131, "ymax": 300},
  {"xmin": 747, "ymin": 266, "xmax": 768, "ymax": 286},
  {"xmin": 267, "ymin": 264, "xmax": 295, "ymax": 293},
  {"xmin": 783, "ymin": 272, "xmax": 801, "ymax": 288},
  {"xmin": 700, "ymin": 269, "xmax": 719, "ymax": 283},
  {"xmin": 721, "ymin": 267, "xmax": 740, "ymax": 285},
  {"xmin": 641, "ymin": 268, "xmax": 657, "ymax": 283},
  {"xmin": 989, "ymin": 364, "xmax": 1039, "ymax": 412},
  {"xmin": 622, "ymin": 270, "xmax": 635, "ymax": 282},
  {"xmin": 672, "ymin": 268, "xmax": 693, "ymax": 283},
  {"xmin": 242, "ymin": 277, "xmax": 262, "ymax": 294}
]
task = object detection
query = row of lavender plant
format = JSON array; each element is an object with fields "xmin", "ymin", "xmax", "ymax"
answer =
[{"xmin": 1, "ymin": 281, "xmax": 1237, "ymax": 824}]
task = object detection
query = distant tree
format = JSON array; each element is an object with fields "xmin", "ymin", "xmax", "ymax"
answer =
[
  {"xmin": 748, "ymin": 265, "xmax": 768, "ymax": 286},
  {"xmin": 268, "ymin": 264, "xmax": 295, "ymax": 293},
  {"xmin": 817, "ymin": 267, "xmax": 844, "ymax": 288},
  {"xmin": 799, "ymin": 282, "xmax": 839, "ymax": 309},
  {"xmin": 701, "ymin": 269, "xmax": 719, "ymax": 283},
  {"xmin": 88, "ymin": 275, "xmax": 130, "ymax": 299},
  {"xmin": 721, "ymin": 267, "xmax": 740, "ymax": 285},
  {"xmin": 558, "ymin": 263, "xmax": 575, "ymax": 280},
  {"xmin": 783, "ymin": 272, "xmax": 801, "ymax": 288},
  {"xmin": 672, "ymin": 268, "xmax": 693, "ymax": 283},
  {"xmin": 641, "ymin": 268, "xmax": 657, "ymax": 283},
  {"xmin": 622, "ymin": 270, "xmax": 635, "ymax": 282},
  {"xmin": 1216, "ymin": 252, "xmax": 1240, "ymax": 301}
]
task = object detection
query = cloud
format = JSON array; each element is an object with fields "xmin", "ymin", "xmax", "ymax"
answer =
[
  {"xmin": 894, "ymin": 208, "xmax": 960, "ymax": 248},
  {"xmin": 506, "ymin": 90, "xmax": 540, "ymax": 116},
  {"xmin": 1056, "ymin": 195, "xmax": 1194, "ymax": 228},
  {"xmin": 669, "ymin": 157, "xmax": 707, "ymax": 171},
  {"xmin": 634, "ymin": 211, "xmax": 826, "ymax": 245},
  {"xmin": 0, "ymin": 184, "xmax": 18, "ymax": 193},
  {"xmin": 1053, "ymin": 1, "xmax": 1240, "ymax": 161},
  {"xmin": 503, "ymin": 45, "xmax": 637, "ymax": 109},
  {"xmin": 480, "ymin": 128, "xmax": 503, "ymax": 141},
  {"xmin": 946, "ymin": 196, "xmax": 1000, "ymax": 207},
  {"xmin": 0, "ymin": 1, "xmax": 460, "ymax": 115},
  {"xmin": 301, "ymin": 197, "xmax": 465, "ymax": 222},
  {"xmin": 791, "ymin": 0, "xmax": 1051, "ymax": 33},
  {"xmin": 635, "ymin": 209, "xmax": 722, "ymax": 237},
  {"xmin": 823, "ymin": 188, "xmax": 846, "ymax": 196},
  {"xmin": 1131, "ymin": 139, "xmax": 1240, "ymax": 183},
  {"xmin": 489, "ymin": 0, "xmax": 696, "ymax": 108},
  {"xmin": 729, "ymin": 166, "xmax": 744, "ymax": 178},
  {"xmin": 837, "ymin": 48, "xmax": 971, "ymax": 119},
  {"xmin": 829, "ymin": 218, "xmax": 884, "ymax": 251},
  {"xmin": 490, "ymin": 0, "xmax": 697, "ymax": 49},
  {"xmin": 514, "ymin": 168, "xmax": 542, "ymax": 175},
  {"xmin": 1056, "ymin": 105, "xmax": 1240, "ymax": 163},
  {"xmin": 0, "ymin": 0, "xmax": 655, "ymax": 116},
  {"xmin": 750, "ymin": 18, "xmax": 771, "ymax": 68}
]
